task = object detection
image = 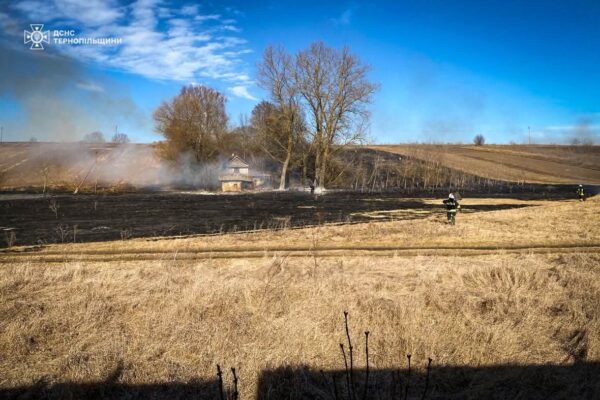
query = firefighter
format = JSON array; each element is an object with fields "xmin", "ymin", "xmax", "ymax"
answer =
[
  {"xmin": 443, "ymin": 193, "xmax": 460, "ymax": 225},
  {"xmin": 576, "ymin": 185, "xmax": 585, "ymax": 202}
]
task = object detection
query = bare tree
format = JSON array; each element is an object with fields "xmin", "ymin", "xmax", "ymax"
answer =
[
  {"xmin": 154, "ymin": 85, "xmax": 228, "ymax": 163},
  {"xmin": 251, "ymin": 101, "xmax": 283, "ymax": 152},
  {"xmin": 250, "ymin": 100, "xmax": 306, "ymax": 188},
  {"xmin": 473, "ymin": 134, "xmax": 485, "ymax": 145},
  {"xmin": 111, "ymin": 132, "xmax": 130, "ymax": 144},
  {"xmin": 257, "ymin": 46, "xmax": 306, "ymax": 189},
  {"xmin": 82, "ymin": 131, "xmax": 105, "ymax": 143},
  {"xmin": 294, "ymin": 42, "xmax": 377, "ymax": 189},
  {"xmin": 39, "ymin": 166, "xmax": 50, "ymax": 196}
]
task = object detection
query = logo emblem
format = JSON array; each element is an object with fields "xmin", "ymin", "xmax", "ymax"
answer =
[{"xmin": 24, "ymin": 24, "xmax": 49, "ymax": 50}]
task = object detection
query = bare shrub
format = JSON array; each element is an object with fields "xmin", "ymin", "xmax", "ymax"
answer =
[
  {"xmin": 111, "ymin": 133, "xmax": 130, "ymax": 144},
  {"xmin": 120, "ymin": 229, "xmax": 132, "ymax": 241},
  {"xmin": 54, "ymin": 224, "xmax": 69, "ymax": 243},
  {"xmin": 473, "ymin": 134, "xmax": 485, "ymax": 145},
  {"xmin": 4, "ymin": 230, "xmax": 16, "ymax": 248},
  {"xmin": 39, "ymin": 166, "xmax": 50, "ymax": 196},
  {"xmin": 48, "ymin": 199, "xmax": 60, "ymax": 218},
  {"xmin": 82, "ymin": 131, "xmax": 106, "ymax": 143}
]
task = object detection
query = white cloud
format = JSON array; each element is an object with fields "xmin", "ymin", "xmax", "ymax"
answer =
[
  {"xmin": 221, "ymin": 25, "xmax": 241, "ymax": 33},
  {"xmin": 10, "ymin": 0, "xmax": 254, "ymax": 99},
  {"xmin": 545, "ymin": 124, "xmax": 600, "ymax": 131},
  {"xmin": 331, "ymin": 7, "xmax": 355, "ymax": 25},
  {"xmin": 180, "ymin": 4, "xmax": 199, "ymax": 16},
  {"xmin": 76, "ymin": 81, "xmax": 104, "ymax": 92},
  {"xmin": 230, "ymin": 85, "xmax": 257, "ymax": 101},
  {"xmin": 14, "ymin": 0, "xmax": 124, "ymax": 27},
  {"xmin": 195, "ymin": 14, "xmax": 221, "ymax": 22}
]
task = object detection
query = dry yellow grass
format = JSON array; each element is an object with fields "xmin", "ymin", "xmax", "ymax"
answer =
[
  {"xmin": 372, "ymin": 144, "xmax": 600, "ymax": 184},
  {"xmin": 1, "ymin": 196, "xmax": 599, "ymax": 398}
]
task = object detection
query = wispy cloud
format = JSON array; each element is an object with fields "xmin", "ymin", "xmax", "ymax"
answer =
[
  {"xmin": 230, "ymin": 85, "xmax": 257, "ymax": 101},
  {"xmin": 14, "ymin": 0, "xmax": 124, "ymax": 27},
  {"xmin": 195, "ymin": 14, "xmax": 221, "ymax": 22},
  {"xmin": 76, "ymin": 81, "xmax": 104, "ymax": 92},
  {"xmin": 545, "ymin": 124, "xmax": 600, "ymax": 131},
  {"xmin": 9, "ymin": 0, "xmax": 256, "ymax": 99},
  {"xmin": 331, "ymin": 5, "xmax": 357, "ymax": 25}
]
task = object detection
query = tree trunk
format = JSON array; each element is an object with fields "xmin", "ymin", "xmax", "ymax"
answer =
[
  {"xmin": 301, "ymin": 153, "xmax": 308, "ymax": 186},
  {"xmin": 318, "ymin": 143, "xmax": 330, "ymax": 190},
  {"xmin": 314, "ymin": 140, "xmax": 322, "ymax": 188},
  {"xmin": 279, "ymin": 154, "xmax": 290, "ymax": 190}
]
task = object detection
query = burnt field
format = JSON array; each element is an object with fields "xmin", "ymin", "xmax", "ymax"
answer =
[{"xmin": 0, "ymin": 189, "xmax": 578, "ymax": 247}]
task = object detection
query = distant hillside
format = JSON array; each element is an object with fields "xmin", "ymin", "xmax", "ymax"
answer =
[{"xmin": 372, "ymin": 145, "xmax": 600, "ymax": 185}]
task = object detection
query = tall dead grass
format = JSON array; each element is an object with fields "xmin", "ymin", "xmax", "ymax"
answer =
[{"xmin": 1, "ymin": 252, "xmax": 598, "ymax": 398}]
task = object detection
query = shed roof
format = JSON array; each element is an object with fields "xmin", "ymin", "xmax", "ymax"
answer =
[{"xmin": 227, "ymin": 154, "xmax": 249, "ymax": 168}]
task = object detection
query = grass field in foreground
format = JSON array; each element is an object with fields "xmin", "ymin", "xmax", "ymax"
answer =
[{"xmin": 1, "ymin": 196, "xmax": 599, "ymax": 398}]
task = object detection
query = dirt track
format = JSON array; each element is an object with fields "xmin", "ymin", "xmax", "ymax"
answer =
[{"xmin": 3, "ymin": 243, "xmax": 599, "ymax": 263}]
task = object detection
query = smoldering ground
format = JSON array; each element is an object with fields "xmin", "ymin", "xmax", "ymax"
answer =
[{"xmin": 0, "ymin": 142, "xmax": 227, "ymax": 190}]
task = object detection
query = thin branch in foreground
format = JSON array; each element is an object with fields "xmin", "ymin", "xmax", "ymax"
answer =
[
  {"xmin": 361, "ymin": 331, "xmax": 370, "ymax": 400},
  {"xmin": 231, "ymin": 367, "xmax": 239, "ymax": 400},
  {"xmin": 340, "ymin": 343, "xmax": 352, "ymax": 400},
  {"xmin": 420, "ymin": 358, "xmax": 433, "ymax": 400},
  {"xmin": 404, "ymin": 354, "xmax": 411, "ymax": 400},
  {"xmin": 216, "ymin": 364, "xmax": 224, "ymax": 400},
  {"xmin": 343, "ymin": 311, "xmax": 356, "ymax": 399}
]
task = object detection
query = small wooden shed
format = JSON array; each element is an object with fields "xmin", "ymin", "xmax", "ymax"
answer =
[{"xmin": 219, "ymin": 155, "xmax": 254, "ymax": 192}]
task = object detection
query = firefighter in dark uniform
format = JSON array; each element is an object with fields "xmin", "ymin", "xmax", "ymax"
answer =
[
  {"xmin": 577, "ymin": 185, "xmax": 585, "ymax": 201},
  {"xmin": 443, "ymin": 193, "xmax": 460, "ymax": 225}
]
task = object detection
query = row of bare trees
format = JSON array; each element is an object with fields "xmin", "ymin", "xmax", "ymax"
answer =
[
  {"xmin": 153, "ymin": 41, "xmax": 377, "ymax": 190},
  {"xmin": 256, "ymin": 42, "xmax": 378, "ymax": 189},
  {"xmin": 82, "ymin": 131, "xmax": 130, "ymax": 144}
]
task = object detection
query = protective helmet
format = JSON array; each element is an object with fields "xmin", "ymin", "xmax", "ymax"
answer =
[
  {"xmin": 579, "ymin": 184, "xmax": 583, "ymax": 187},
  {"xmin": 449, "ymin": 193, "xmax": 455, "ymax": 199}
]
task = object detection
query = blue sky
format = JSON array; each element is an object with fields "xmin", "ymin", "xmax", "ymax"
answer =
[{"xmin": 0, "ymin": 0, "xmax": 598, "ymax": 144}]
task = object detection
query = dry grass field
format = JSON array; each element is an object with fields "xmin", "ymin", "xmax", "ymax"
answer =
[
  {"xmin": 0, "ymin": 142, "xmax": 162, "ymax": 191},
  {"xmin": 1, "ymin": 195, "xmax": 599, "ymax": 399},
  {"xmin": 372, "ymin": 144, "xmax": 600, "ymax": 184},
  {"xmin": 2, "ymin": 143, "xmax": 600, "ymax": 192}
]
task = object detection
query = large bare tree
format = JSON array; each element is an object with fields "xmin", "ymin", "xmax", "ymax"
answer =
[
  {"xmin": 294, "ymin": 42, "xmax": 377, "ymax": 189},
  {"xmin": 250, "ymin": 100, "xmax": 306, "ymax": 189},
  {"xmin": 154, "ymin": 85, "xmax": 228, "ymax": 163},
  {"xmin": 257, "ymin": 46, "xmax": 305, "ymax": 189}
]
